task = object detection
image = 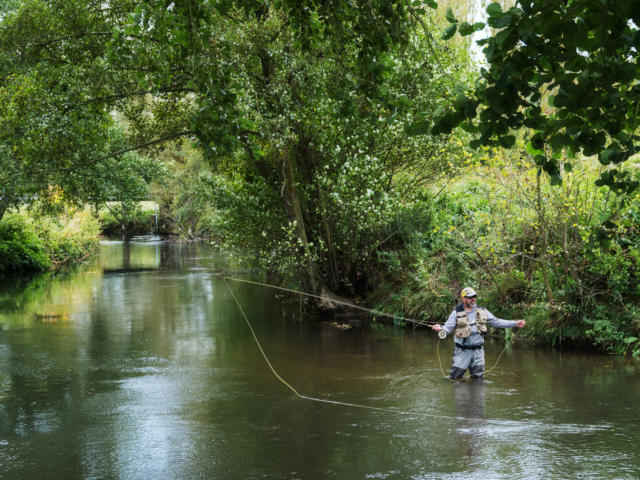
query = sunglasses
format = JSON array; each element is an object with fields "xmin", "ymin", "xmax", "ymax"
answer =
[{"xmin": 465, "ymin": 295, "xmax": 477, "ymax": 299}]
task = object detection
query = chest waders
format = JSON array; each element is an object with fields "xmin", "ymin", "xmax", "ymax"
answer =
[{"xmin": 450, "ymin": 305, "xmax": 488, "ymax": 380}]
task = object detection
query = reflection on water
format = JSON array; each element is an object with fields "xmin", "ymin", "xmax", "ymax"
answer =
[
  {"xmin": 453, "ymin": 380, "xmax": 486, "ymax": 466},
  {"xmin": 453, "ymin": 379, "xmax": 486, "ymax": 420},
  {"xmin": 0, "ymin": 240, "xmax": 639, "ymax": 479}
]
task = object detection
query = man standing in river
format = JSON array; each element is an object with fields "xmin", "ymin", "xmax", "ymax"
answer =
[{"xmin": 431, "ymin": 287, "xmax": 526, "ymax": 380}]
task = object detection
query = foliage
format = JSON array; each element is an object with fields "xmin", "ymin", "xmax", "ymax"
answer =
[
  {"xmin": 97, "ymin": 203, "xmax": 155, "ymax": 238},
  {"xmin": 81, "ymin": 128, "xmax": 167, "ymax": 238},
  {"xmin": 0, "ymin": 2, "xmax": 177, "ymax": 220},
  {"xmin": 153, "ymin": 143, "xmax": 217, "ymax": 240},
  {"xmin": 429, "ymin": 1, "xmax": 640, "ymax": 192},
  {"xmin": 32, "ymin": 207, "xmax": 101, "ymax": 267},
  {"xmin": 0, "ymin": 1, "xmax": 111, "ymax": 217},
  {"xmin": 368, "ymin": 142, "xmax": 640, "ymax": 355},
  {"xmin": 0, "ymin": 0, "xmax": 477, "ymax": 294},
  {"xmin": 0, "ymin": 213, "xmax": 50, "ymax": 274},
  {"xmin": 366, "ymin": 193, "xmax": 474, "ymax": 324},
  {"xmin": 212, "ymin": 173, "xmax": 290, "ymax": 267},
  {"xmin": 0, "ymin": 203, "xmax": 100, "ymax": 276},
  {"xmin": 481, "ymin": 153, "xmax": 640, "ymax": 351},
  {"xmin": 208, "ymin": 7, "xmax": 475, "ymax": 293},
  {"xmin": 470, "ymin": 152, "xmax": 640, "ymax": 351}
]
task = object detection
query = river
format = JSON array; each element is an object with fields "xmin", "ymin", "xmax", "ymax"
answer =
[{"xmin": 0, "ymin": 239, "xmax": 638, "ymax": 479}]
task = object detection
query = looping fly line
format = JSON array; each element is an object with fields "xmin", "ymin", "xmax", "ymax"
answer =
[
  {"xmin": 224, "ymin": 277, "xmax": 453, "ymax": 419},
  {"xmin": 224, "ymin": 277, "xmax": 522, "ymax": 414}
]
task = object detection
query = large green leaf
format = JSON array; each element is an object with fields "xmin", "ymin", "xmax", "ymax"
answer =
[
  {"xmin": 441, "ymin": 24, "xmax": 457, "ymax": 40},
  {"xmin": 445, "ymin": 7, "xmax": 457, "ymax": 24},
  {"xmin": 486, "ymin": 2, "xmax": 503, "ymax": 16}
]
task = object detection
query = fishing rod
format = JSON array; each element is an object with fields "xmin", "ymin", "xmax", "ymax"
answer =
[{"xmin": 223, "ymin": 276, "xmax": 436, "ymax": 327}]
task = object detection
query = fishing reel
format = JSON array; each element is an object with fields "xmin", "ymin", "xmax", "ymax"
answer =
[{"xmin": 437, "ymin": 330, "xmax": 447, "ymax": 339}]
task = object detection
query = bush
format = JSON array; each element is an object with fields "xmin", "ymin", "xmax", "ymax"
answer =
[
  {"xmin": 0, "ymin": 206, "xmax": 101, "ymax": 277},
  {"xmin": 366, "ymin": 195, "xmax": 477, "ymax": 325},
  {"xmin": 35, "ymin": 208, "xmax": 101, "ymax": 266},
  {"xmin": 0, "ymin": 214, "xmax": 51, "ymax": 274}
]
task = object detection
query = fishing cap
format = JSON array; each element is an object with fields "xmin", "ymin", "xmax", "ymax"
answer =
[{"xmin": 460, "ymin": 287, "xmax": 477, "ymax": 298}]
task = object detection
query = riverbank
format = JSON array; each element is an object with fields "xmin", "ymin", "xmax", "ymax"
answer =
[
  {"xmin": 357, "ymin": 164, "xmax": 640, "ymax": 360},
  {"xmin": 0, "ymin": 207, "xmax": 100, "ymax": 277}
]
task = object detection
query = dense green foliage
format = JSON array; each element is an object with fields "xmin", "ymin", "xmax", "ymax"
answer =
[
  {"xmin": 86, "ymin": 139, "xmax": 165, "ymax": 239},
  {"xmin": 0, "ymin": 214, "xmax": 50, "ymax": 274},
  {"xmin": 0, "ymin": 0, "xmax": 470, "ymax": 293},
  {"xmin": 0, "ymin": 205, "xmax": 100, "ymax": 277},
  {"xmin": 371, "ymin": 148, "xmax": 640, "ymax": 357},
  {"xmin": 153, "ymin": 143, "xmax": 218, "ymax": 240},
  {"xmin": 0, "ymin": 2, "xmax": 168, "ymax": 221},
  {"xmin": 199, "ymin": 10, "xmax": 473, "ymax": 294},
  {"xmin": 98, "ymin": 203, "xmax": 158, "ymax": 238},
  {"xmin": 429, "ymin": 1, "xmax": 640, "ymax": 192}
]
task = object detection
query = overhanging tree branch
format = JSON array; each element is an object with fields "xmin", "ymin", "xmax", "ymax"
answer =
[{"xmin": 1, "ymin": 131, "xmax": 195, "ymax": 182}]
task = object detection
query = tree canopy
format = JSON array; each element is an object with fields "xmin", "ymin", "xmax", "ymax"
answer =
[
  {"xmin": 4, "ymin": 0, "xmax": 640, "ymax": 296},
  {"xmin": 0, "ymin": 0, "xmax": 472, "ymax": 294},
  {"xmin": 429, "ymin": 1, "xmax": 640, "ymax": 191}
]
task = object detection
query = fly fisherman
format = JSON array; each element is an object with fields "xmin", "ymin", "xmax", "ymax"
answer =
[{"xmin": 431, "ymin": 287, "xmax": 526, "ymax": 380}]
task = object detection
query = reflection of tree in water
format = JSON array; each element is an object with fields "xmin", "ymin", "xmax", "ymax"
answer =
[
  {"xmin": 453, "ymin": 379, "xmax": 486, "ymax": 459},
  {"xmin": 160, "ymin": 241, "xmax": 185, "ymax": 270},
  {"xmin": 101, "ymin": 240, "xmax": 166, "ymax": 273},
  {"xmin": 0, "ymin": 274, "xmax": 51, "ymax": 312},
  {"xmin": 122, "ymin": 240, "xmax": 130, "ymax": 269},
  {"xmin": 0, "ymin": 268, "xmax": 97, "ymax": 330}
]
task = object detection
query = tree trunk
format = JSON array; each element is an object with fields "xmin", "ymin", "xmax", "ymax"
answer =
[
  {"xmin": 281, "ymin": 152, "xmax": 320, "ymax": 293},
  {"xmin": 281, "ymin": 153, "xmax": 346, "ymax": 309}
]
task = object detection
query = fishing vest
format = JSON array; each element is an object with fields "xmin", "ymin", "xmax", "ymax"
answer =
[{"xmin": 455, "ymin": 304, "xmax": 488, "ymax": 339}]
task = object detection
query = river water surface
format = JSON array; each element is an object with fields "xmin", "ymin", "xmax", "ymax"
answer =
[{"xmin": 0, "ymin": 240, "xmax": 639, "ymax": 479}]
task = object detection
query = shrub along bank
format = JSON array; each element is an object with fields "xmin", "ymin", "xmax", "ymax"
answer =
[{"xmin": 0, "ymin": 207, "xmax": 101, "ymax": 277}]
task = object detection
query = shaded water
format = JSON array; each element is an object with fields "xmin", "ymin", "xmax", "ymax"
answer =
[{"xmin": 0, "ymin": 240, "xmax": 638, "ymax": 479}]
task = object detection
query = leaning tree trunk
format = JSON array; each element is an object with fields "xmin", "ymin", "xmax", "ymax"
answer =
[
  {"xmin": 282, "ymin": 152, "xmax": 320, "ymax": 293},
  {"xmin": 319, "ymin": 191, "xmax": 341, "ymax": 290},
  {"xmin": 281, "ymin": 153, "xmax": 345, "ymax": 310}
]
